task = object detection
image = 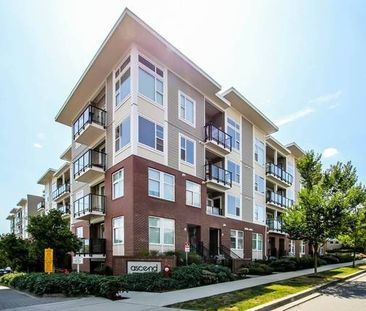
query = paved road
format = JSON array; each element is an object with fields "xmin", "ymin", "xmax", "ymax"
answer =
[
  {"xmin": 276, "ymin": 273, "xmax": 366, "ymax": 311},
  {"xmin": 0, "ymin": 286, "xmax": 76, "ymax": 310}
]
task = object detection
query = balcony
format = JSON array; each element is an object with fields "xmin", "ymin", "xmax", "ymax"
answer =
[
  {"xmin": 266, "ymin": 191, "xmax": 294, "ymax": 208},
  {"xmin": 73, "ymin": 105, "xmax": 106, "ymax": 146},
  {"xmin": 267, "ymin": 217, "xmax": 285, "ymax": 233},
  {"xmin": 52, "ymin": 183, "xmax": 70, "ymax": 202},
  {"xmin": 36, "ymin": 201, "xmax": 45, "ymax": 210},
  {"xmin": 73, "ymin": 150, "xmax": 106, "ymax": 184},
  {"xmin": 73, "ymin": 194, "xmax": 105, "ymax": 220},
  {"xmin": 266, "ymin": 163, "xmax": 293, "ymax": 187},
  {"xmin": 205, "ymin": 164, "xmax": 232, "ymax": 190},
  {"xmin": 77, "ymin": 238, "xmax": 106, "ymax": 256},
  {"xmin": 58, "ymin": 204, "xmax": 71, "ymax": 216},
  {"xmin": 206, "ymin": 205, "xmax": 224, "ymax": 216},
  {"xmin": 204, "ymin": 123, "xmax": 232, "ymax": 155}
]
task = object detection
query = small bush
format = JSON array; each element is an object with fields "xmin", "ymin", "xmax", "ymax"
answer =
[
  {"xmin": 244, "ymin": 263, "xmax": 273, "ymax": 275},
  {"xmin": 93, "ymin": 265, "xmax": 113, "ymax": 276},
  {"xmin": 236, "ymin": 267, "xmax": 249, "ymax": 278},
  {"xmin": 288, "ymin": 256, "xmax": 314, "ymax": 269},
  {"xmin": 321, "ymin": 255, "xmax": 340, "ymax": 264},
  {"xmin": 269, "ymin": 259, "xmax": 297, "ymax": 272}
]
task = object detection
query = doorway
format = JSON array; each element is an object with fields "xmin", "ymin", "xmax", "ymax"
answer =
[
  {"xmin": 187, "ymin": 225, "xmax": 201, "ymax": 252},
  {"xmin": 209, "ymin": 228, "xmax": 221, "ymax": 256}
]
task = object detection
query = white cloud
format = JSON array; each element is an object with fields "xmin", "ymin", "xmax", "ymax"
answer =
[
  {"xmin": 33, "ymin": 143, "xmax": 43, "ymax": 149},
  {"xmin": 309, "ymin": 90, "xmax": 342, "ymax": 105},
  {"xmin": 274, "ymin": 107, "xmax": 315, "ymax": 126},
  {"xmin": 323, "ymin": 147, "xmax": 339, "ymax": 158}
]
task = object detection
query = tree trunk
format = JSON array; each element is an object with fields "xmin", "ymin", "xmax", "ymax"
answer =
[{"xmin": 313, "ymin": 243, "xmax": 318, "ymax": 275}]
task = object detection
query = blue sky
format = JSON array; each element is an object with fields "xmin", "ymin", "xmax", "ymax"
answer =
[{"xmin": 0, "ymin": 0, "xmax": 365, "ymax": 233}]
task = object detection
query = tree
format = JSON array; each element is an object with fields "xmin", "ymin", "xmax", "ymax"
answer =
[
  {"xmin": 27, "ymin": 209, "xmax": 81, "ymax": 269},
  {"xmin": 338, "ymin": 201, "xmax": 366, "ymax": 267},
  {"xmin": 0, "ymin": 233, "xmax": 36, "ymax": 271},
  {"xmin": 283, "ymin": 151, "xmax": 364, "ymax": 274}
]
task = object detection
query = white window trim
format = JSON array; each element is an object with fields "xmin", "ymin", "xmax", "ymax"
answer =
[
  {"xmin": 112, "ymin": 169, "xmax": 124, "ymax": 200},
  {"xmin": 252, "ymin": 233, "xmax": 263, "ymax": 251},
  {"xmin": 179, "ymin": 133, "xmax": 196, "ymax": 167},
  {"xmin": 226, "ymin": 193, "xmax": 241, "ymax": 219},
  {"xmin": 253, "ymin": 203, "xmax": 265, "ymax": 225},
  {"xmin": 185, "ymin": 180, "xmax": 201, "ymax": 208},
  {"xmin": 227, "ymin": 117, "xmax": 241, "ymax": 153},
  {"xmin": 255, "ymin": 174, "xmax": 265, "ymax": 195},
  {"xmin": 138, "ymin": 114, "xmax": 165, "ymax": 153},
  {"xmin": 137, "ymin": 53, "xmax": 164, "ymax": 108},
  {"xmin": 148, "ymin": 168, "xmax": 175, "ymax": 202},
  {"xmin": 114, "ymin": 116, "xmax": 131, "ymax": 154},
  {"xmin": 113, "ymin": 54, "xmax": 131, "ymax": 110},
  {"xmin": 148, "ymin": 216, "xmax": 175, "ymax": 246},
  {"xmin": 178, "ymin": 90, "xmax": 196, "ymax": 128},
  {"xmin": 255, "ymin": 138, "xmax": 265, "ymax": 167},
  {"xmin": 112, "ymin": 216, "xmax": 124, "ymax": 245},
  {"xmin": 227, "ymin": 159, "xmax": 241, "ymax": 185},
  {"xmin": 230, "ymin": 229, "xmax": 244, "ymax": 250}
]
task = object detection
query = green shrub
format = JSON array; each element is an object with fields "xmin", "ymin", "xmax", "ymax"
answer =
[
  {"xmin": 288, "ymin": 256, "xmax": 314, "ymax": 269},
  {"xmin": 236, "ymin": 267, "xmax": 249, "ymax": 278},
  {"xmin": 321, "ymin": 255, "xmax": 340, "ymax": 264},
  {"xmin": 93, "ymin": 265, "xmax": 113, "ymax": 276},
  {"xmin": 269, "ymin": 259, "xmax": 297, "ymax": 272},
  {"xmin": 243, "ymin": 263, "xmax": 273, "ymax": 275}
]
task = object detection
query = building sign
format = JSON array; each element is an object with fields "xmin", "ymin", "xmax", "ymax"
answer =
[
  {"xmin": 44, "ymin": 248, "xmax": 53, "ymax": 273},
  {"xmin": 127, "ymin": 261, "xmax": 161, "ymax": 274},
  {"xmin": 184, "ymin": 242, "xmax": 190, "ymax": 253},
  {"xmin": 72, "ymin": 256, "xmax": 84, "ymax": 265}
]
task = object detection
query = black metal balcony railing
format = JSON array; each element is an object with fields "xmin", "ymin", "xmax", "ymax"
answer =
[
  {"xmin": 205, "ymin": 164, "xmax": 232, "ymax": 187},
  {"xmin": 73, "ymin": 194, "xmax": 105, "ymax": 218},
  {"xmin": 37, "ymin": 201, "xmax": 45, "ymax": 210},
  {"xmin": 266, "ymin": 190, "xmax": 294, "ymax": 208},
  {"xmin": 266, "ymin": 163, "xmax": 293, "ymax": 185},
  {"xmin": 77, "ymin": 238, "xmax": 106, "ymax": 255},
  {"xmin": 205, "ymin": 123, "xmax": 232, "ymax": 151},
  {"xmin": 58, "ymin": 204, "xmax": 71, "ymax": 215},
  {"xmin": 73, "ymin": 150, "xmax": 106, "ymax": 178},
  {"xmin": 266, "ymin": 217, "xmax": 283, "ymax": 232},
  {"xmin": 52, "ymin": 183, "xmax": 70, "ymax": 200},
  {"xmin": 72, "ymin": 105, "xmax": 106, "ymax": 139}
]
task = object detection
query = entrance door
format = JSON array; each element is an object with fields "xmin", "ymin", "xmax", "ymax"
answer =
[
  {"xmin": 269, "ymin": 237, "xmax": 276, "ymax": 257},
  {"xmin": 279, "ymin": 238, "xmax": 285, "ymax": 257},
  {"xmin": 209, "ymin": 228, "xmax": 221, "ymax": 256},
  {"xmin": 187, "ymin": 225, "xmax": 201, "ymax": 252}
]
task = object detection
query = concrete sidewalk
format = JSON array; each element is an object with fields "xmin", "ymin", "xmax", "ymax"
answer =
[
  {"xmin": 3, "ymin": 259, "xmax": 365, "ymax": 311},
  {"xmin": 122, "ymin": 259, "xmax": 366, "ymax": 307}
]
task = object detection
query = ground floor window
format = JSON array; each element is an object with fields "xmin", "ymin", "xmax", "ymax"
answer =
[
  {"xmin": 230, "ymin": 230, "xmax": 244, "ymax": 250},
  {"xmin": 149, "ymin": 216, "xmax": 175, "ymax": 253},
  {"xmin": 300, "ymin": 241, "xmax": 305, "ymax": 255},
  {"xmin": 252, "ymin": 233, "xmax": 263, "ymax": 260},
  {"xmin": 289, "ymin": 240, "xmax": 295, "ymax": 256}
]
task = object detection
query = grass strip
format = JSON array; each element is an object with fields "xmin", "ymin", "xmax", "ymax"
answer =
[{"xmin": 170, "ymin": 265, "xmax": 366, "ymax": 311}]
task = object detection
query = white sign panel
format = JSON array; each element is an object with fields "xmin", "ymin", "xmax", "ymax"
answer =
[
  {"xmin": 72, "ymin": 256, "xmax": 84, "ymax": 265},
  {"xmin": 127, "ymin": 261, "xmax": 161, "ymax": 274}
]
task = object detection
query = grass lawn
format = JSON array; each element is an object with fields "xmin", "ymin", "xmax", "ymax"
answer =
[{"xmin": 170, "ymin": 265, "xmax": 366, "ymax": 311}]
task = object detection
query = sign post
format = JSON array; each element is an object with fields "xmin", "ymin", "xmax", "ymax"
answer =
[
  {"xmin": 44, "ymin": 248, "xmax": 53, "ymax": 274},
  {"xmin": 184, "ymin": 242, "xmax": 190, "ymax": 265},
  {"xmin": 72, "ymin": 256, "xmax": 83, "ymax": 273}
]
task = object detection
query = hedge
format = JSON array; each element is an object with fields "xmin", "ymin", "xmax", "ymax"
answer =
[{"xmin": 0, "ymin": 264, "xmax": 237, "ymax": 298}]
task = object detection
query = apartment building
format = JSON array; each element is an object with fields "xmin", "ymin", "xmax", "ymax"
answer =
[
  {"xmin": 6, "ymin": 195, "xmax": 44, "ymax": 238},
  {"xmin": 46, "ymin": 9, "xmax": 308, "ymax": 273}
]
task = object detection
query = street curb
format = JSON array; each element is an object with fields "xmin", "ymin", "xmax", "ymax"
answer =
[{"xmin": 247, "ymin": 268, "xmax": 366, "ymax": 311}]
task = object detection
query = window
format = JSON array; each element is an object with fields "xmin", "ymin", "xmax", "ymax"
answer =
[
  {"xmin": 254, "ymin": 204, "xmax": 265, "ymax": 224},
  {"xmin": 148, "ymin": 168, "xmax": 175, "ymax": 201},
  {"xmin": 301, "ymin": 241, "xmax": 305, "ymax": 254},
  {"xmin": 138, "ymin": 116, "xmax": 164, "ymax": 152},
  {"xmin": 255, "ymin": 175, "xmax": 265, "ymax": 193},
  {"xmin": 180, "ymin": 135, "xmax": 195, "ymax": 165},
  {"xmin": 112, "ymin": 169, "xmax": 124, "ymax": 199},
  {"xmin": 255, "ymin": 139, "xmax": 265, "ymax": 166},
  {"xmin": 112, "ymin": 216, "xmax": 124, "ymax": 244},
  {"xmin": 115, "ymin": 56, "xmax": 131, "ymax": 106},
  {"xmin": 179, "ymin": 92, "xmax": 195, "ymax": 126},
  {"xmin": 227, "ymin": 195, "xmax": 240, "ymax": 217},
  {"xmin": 115, "ymin": 116, "xmax": 130, "ymax": 152},
  {"xmin": 186, "ymin": 181, "xmax": 201, "ymax": 207},
  {"xmin": 76, "ymin": 227, "xmax": 83, "ymax": 238},
  {"xmin": 230, "ymin": 230, "xmax": 244, "ymax": 250},
  {"xmin": 227, "ymin": 160, "xmax": 240, "ymax": 184},
  {"xmin": 149, "ymin": 216, "xmax": 175, "ymax": 245},
  {"xmin": 289, "ymin": 240, "xmax": 295, "ymax": 255},
  {"xmin": 287, "ymin": 159, "xmax": 294, "ymax": 176},
  {"xmin": 252, "ymin": 233, "xmax": 263, "ymax": 251},
  {"xmin": 227, "ymin": 118, "xmax": 240, "ymax": 151},
  {"xmin": 138, "ymin": 55, "xmax": 164, "ymax": 105}
]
